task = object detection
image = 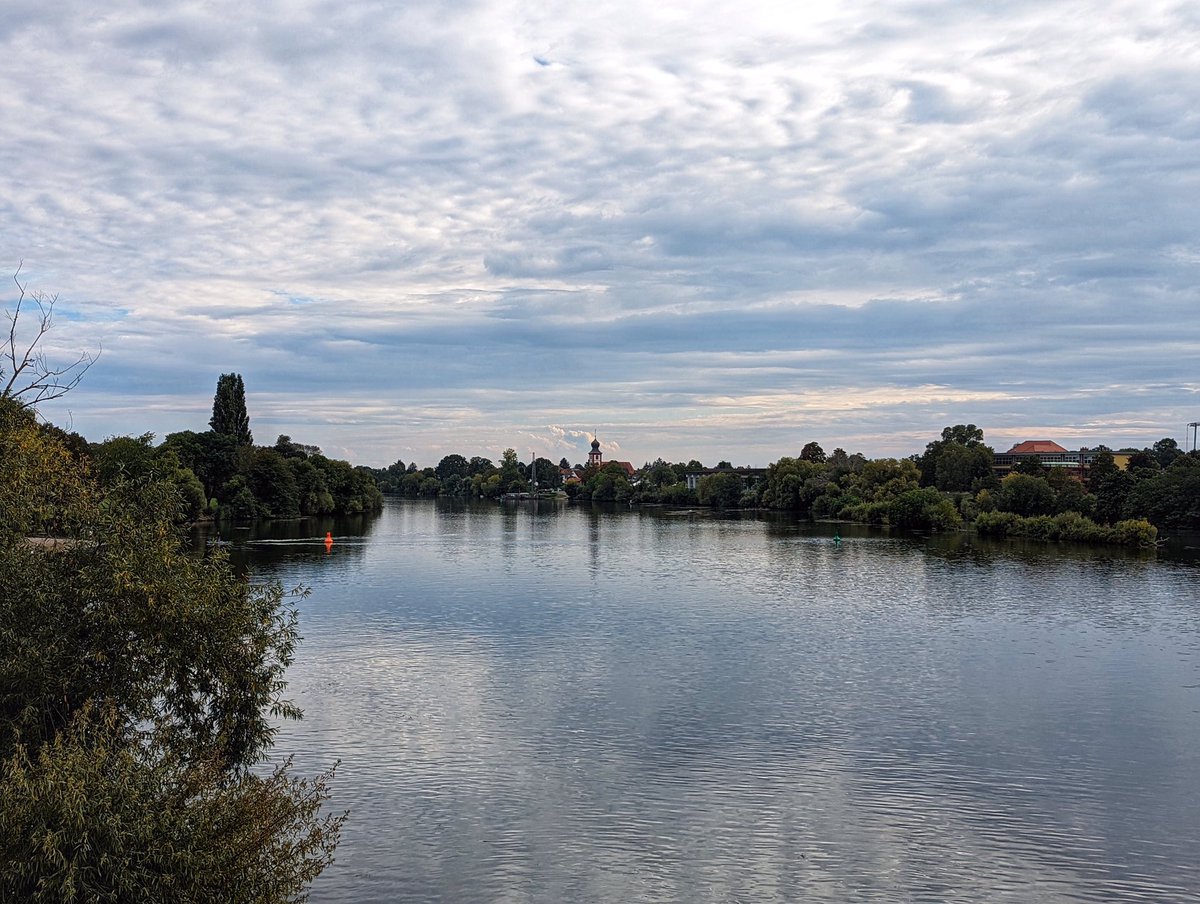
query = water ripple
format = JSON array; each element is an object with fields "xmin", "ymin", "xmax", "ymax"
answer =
[{"xmin": 255, "ymin": 500, "xmax": 1200, "ymax": 903}]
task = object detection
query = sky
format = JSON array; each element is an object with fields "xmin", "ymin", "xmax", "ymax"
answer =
[{"xmin": 2, "ymin": 0, "xmax": 1198, "ymax": 468}]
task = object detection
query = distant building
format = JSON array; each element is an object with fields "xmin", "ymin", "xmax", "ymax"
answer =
[
  {"xmin": 585, "ymin": 435, "xmax": 637, "ymax": 480},
  {"xmin": 993, "ymin": 441, "xmax": 1130, "ymax": 480}
]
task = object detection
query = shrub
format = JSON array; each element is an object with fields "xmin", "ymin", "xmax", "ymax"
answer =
[
  {"xmin": 972, "ymin": 510, "xmax": 1018, "ymax": 536},
  {"xmin": 1111, "ymin": 519, "xmax": 1158, "ymax": 549}
]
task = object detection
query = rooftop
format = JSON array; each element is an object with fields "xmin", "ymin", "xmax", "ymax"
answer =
[{"xmin": 1006, "ymin": 440, "xmax": 1069, "ymax": 454}]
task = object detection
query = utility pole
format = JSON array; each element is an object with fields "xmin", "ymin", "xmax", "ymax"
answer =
[{"xmin": 1189, "ymin": 422, "xmax": 1199, "ymax": 454}]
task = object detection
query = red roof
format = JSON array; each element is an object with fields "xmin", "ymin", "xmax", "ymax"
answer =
[{"xmin": 1007, "ymin": 440, "xmax": 1068, "ymax": 454}]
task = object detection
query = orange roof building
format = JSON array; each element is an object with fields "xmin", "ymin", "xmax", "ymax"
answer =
[
  {"xmin": 993, "ymin": 440, "xmax": 1129, "ymax": 479},
  {"xmin": 1006, "ymin": 440, "xmax": 1068, "ymax": 454}
]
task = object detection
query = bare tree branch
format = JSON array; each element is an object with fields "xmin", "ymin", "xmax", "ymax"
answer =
[{"xmin": 2, "ymin": 262, "xmax": 100, "ymax": 408}]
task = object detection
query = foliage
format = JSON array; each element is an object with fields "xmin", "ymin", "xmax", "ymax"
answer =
[
  {"xmin": 973, "ymin": 509, "xmax": 1157, "ymax": 547},
  {"xmin": 91, "ymin": 433, "xmax": 208, "ymax": 523},
  {"xmin": 581, "ymin": 462, "xmax": 633, "ymax": 502},
  {"xmin": 116, "ymin": 377, "xmax": 383, "ymax": 521},
  {"xmin": 1123, "ymin": 456, "xmax": 1200, "ymax": 528},
  {"xmin": 1152, "ymin": 437, "xmax": 1183, "ymax": 469},
  {"xmin": 1, "ymin": 711, "xmax": 340, "ymax": 903},
  {"xmin": 917, "ymin": 425, "xmax": 993, "ymax": 491},
  {"xmin": 1086, "ymin": 450, "xmax": 1119, "ymax": 491},
  {"xmin": 759, "ymin": 457, "xmax": 823, "ymax": 511},
  {"xmin": 658, "ymin": 482, "xmax": 696, "ymax": 505},
  {"xmin": 0, "ymin": 398, "xmax": 95, "ymax": 542},
  {"xmin": 998, "ymin": 473, "xmax": 1056, "ymax": 516},
  {"xmin": 357, "ymin": 420, "xmax": 1200, "ymax": 546},
  {"xmin": 210, "ymin": 373, "xmax": 253, "ymax": 446},
  {"xmin": 696, "ymin": 472, "xmax": 744, "ymax": 508},
  {"xmin": 0, "ymin": 400, "xmax": 343, "ymax": 897},
  {"xmin": 800, "ymin": 442, "xmax": 826, "ymax": 463},
  {"xmin": 1011, "ymin": 454, "xmax": 1046, "ymax": 476},
  {"xmin": 435, "ymin": 454, "xmax": 470, "ymax": 481},
  {"xmin": 886, "ymin": 488, "xmax": 962, "ymax": 531},
  {"xmin": 250, "ymin": 448, "xmax": 302, "ymax": 519},
  {"xmin": 1093, "ymin": 470, "xmax": 1135, "ymax": 525}
]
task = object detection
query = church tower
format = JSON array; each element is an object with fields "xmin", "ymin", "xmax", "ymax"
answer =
[{"xmin": 588, "ymin": 435, "xmax": 603, "ymax": 468}]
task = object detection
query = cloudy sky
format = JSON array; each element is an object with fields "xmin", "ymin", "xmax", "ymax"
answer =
[{"xmin": 2, "ymin": 0, "xmax": 1198, "ymax": 468}]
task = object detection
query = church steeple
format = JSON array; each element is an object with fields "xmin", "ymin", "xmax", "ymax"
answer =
[{"xmin": 588, "ymin": 433, "xmax": 603, "ymax": 468}]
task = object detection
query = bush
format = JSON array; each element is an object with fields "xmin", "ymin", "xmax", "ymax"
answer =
[
  {"xmin": 1111, "ymin": 519, "xmax": 1158, "ymax": 548},
  {"xmin": 886, "ymin": 488, "xmax": 962, "ymax": 531},
  {"xmin": 971, "ymin": 510, "xmax": 1155, "ymax": 547},
  {"xmin": 973, "ymin": 510, "xmax": 1019, "ymax": 536}
]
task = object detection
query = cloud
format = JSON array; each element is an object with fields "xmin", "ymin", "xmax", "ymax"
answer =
[{"xmin": 2, "ymin": 0, "xmax": 1198, "ymax": 465}]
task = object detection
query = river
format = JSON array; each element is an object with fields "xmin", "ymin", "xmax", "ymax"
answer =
[{"xmin": 211, "ymin": 498, "xmax": 1200, "ymax": 902}]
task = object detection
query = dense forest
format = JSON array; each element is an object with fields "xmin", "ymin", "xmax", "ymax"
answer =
[{"xmin": 370, "ymin": 426, "xmax": 1198, "ymax": 548}]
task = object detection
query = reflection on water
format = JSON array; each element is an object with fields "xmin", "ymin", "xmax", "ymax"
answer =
[{"xmin": 238, "ymin": 499, "xmax": 1200, "ymax": 903}]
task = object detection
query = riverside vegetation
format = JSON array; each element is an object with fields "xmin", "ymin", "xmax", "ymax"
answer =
[
  {"xmin": 56, "ymin": 373, "xmax": 383, "ymax": 526},
  {"xmin": 0, "ymin": 394, "xmax": 344, "ymax": 900},
  {"xmin": 369, "ymin": 427, "xmax": 1185, "ymax": 549}
]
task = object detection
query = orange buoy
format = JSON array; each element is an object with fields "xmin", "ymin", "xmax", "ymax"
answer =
[{"xmin": 324, "ymin": 532, "xmax": 333, "ymax": 552}]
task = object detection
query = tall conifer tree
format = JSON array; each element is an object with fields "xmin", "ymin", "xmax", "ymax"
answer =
[{"xmin": 209, "ymin": 373, "xmax": 252, "ymax": 446}]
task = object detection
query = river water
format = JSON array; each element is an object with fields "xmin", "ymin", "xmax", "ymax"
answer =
[{"xmin": 218, "ymin": 498, "xmax": 1200, "ymax": 902}]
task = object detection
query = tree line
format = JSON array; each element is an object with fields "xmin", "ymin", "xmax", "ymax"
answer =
[
  {"xmin": 689, "ymin": 426, "xmax": 1190, "ymax": 546},
  {"xmin": 374, "ymin": 427, "xmax": 1199, "ymax": 547},
  {"xmin": 368, "ymin": 449, "xmax": 707, "ymax": 503},
  {"xmin": 49, "ymin": 373, "xmax": 383, "ymax": 524}
]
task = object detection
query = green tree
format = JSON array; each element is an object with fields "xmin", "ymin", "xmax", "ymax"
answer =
[
  {"xmin": 1126, "ymin": 449, "xmax": 1160, "ymax": 477},
  {"xmin": 851, "ymin": 457, "xmax": 921, "ymax": 502},
  {"xmin": 164, "ymin": 429, "xmax": 239, "ymax": 502},
  {"xmin": 1152, "ymin": 437, "xmax": 1182, "ymax": 469},
  {"xmin": 499, "ymin": 448, "xmax": 524, "ymax": 493},
  {"xmin": 90, "ymin": 433, "xmax": 159, "ymax": 484},
  {"xmin": 940, "ymin": 424, "xmax": 984, "ymax": 446},
  {"xmin": 640, "ymin": 458, "xmax": 680, "ymax": 491},
  {"xmin": 0, "ymin": 398, "xmax": 342, "ymax": 897},
  {"xmin": 249, "ymin": 448, "xmax": 301, "ymax": 519},
  {"xmin": 887, "ymin": 487, "xmax": 961, "ymax": 531},
  {"xmin": 1094, "ymin": 471, "xmax": 1136, "ymax": 525},
  {"xmin": 532, "ymin": 457, "xmax": 559, "ymax": 489},
  {"xmin": 435, "ymin": 454, "xmax": 470, "ymax": 481},
  {"xmin": 999, "ymin": 473, "xmax": 1056, "ymax": 516},
  {"xmin": 1086, "ymin": 450, "xmax": 1119, "ymax": 491},
  {"xmin": 210, "ymin": 373, "xmax": 253, "ymax": 446},
  {"xmin": 932, "ymin": 443, "xmax": 994, "ymax": 492},
  {"xmin": 800, "ymin": 442, "xmax": 826, "ymax": 463},
  {"xmin": 1011, "ymin": 455, "xmax": 1046, "ymax": 476},
  {"xmin": 697, "ymin": 472, "xmax": 744, "ymax": 508},
  {"xmin": 291, "ymin": 458, "xmax": 336, "ymax": 515},
  {"xmin": 469, "ymin": 456, "xmax": 495, "ymax": 476},
  {"xmin": 1046, "ymin": 468, "xmax": 1095, "ymax": 518},
  {"xmin": 273, "ymin": 434, "xmax": 320, "ymax": 459},
  {"xmin": 918, "ymin": 425, "xmax": 992, "ymax": 491},
  {"xmin": 1124, "ymin": 456, "xmax": 1200, "ymax": 527},
  {"xmin": 584, "ymin": 462, "xmax": 633, "ymax": 502}
]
